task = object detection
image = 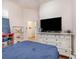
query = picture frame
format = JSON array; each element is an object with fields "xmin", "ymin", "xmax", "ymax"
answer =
[{"xmin": 12, "ymin": 26, "xmax": 24, "ymax": 40}]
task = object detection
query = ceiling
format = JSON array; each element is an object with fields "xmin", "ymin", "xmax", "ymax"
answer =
[{"xmin": 9, "ymin": 0, "xmax": 52, "ymax": 9}]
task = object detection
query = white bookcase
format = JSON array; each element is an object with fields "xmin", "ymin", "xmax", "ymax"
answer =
[{"xmin": 36, "ymin": 32, "xmax": 73, "ymax": 58}]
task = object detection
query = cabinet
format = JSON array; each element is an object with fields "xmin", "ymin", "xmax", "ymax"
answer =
[{"xmin": 36, "ymin": 32, "xmax": 73, "ymax": 58}]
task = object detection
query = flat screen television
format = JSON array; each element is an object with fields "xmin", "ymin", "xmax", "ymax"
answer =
[{"xmin": 40, "ymin": 17, "xmax": 62, "ymax": 32}]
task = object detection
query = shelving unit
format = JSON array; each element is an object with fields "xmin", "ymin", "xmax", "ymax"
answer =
[{"xmin": 2, "ymin": 33, "xmax": 14, "ymax": 48}]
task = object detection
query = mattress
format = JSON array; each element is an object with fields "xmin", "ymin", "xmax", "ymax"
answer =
[{"xmin": 2, "ymin": 41, "xmax": 59, "ymax": 59}]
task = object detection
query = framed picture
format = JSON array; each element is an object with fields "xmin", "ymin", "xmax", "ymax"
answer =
[{"xmin": 12, "ymin": 26, "xmax": 24, "ymax": 40}]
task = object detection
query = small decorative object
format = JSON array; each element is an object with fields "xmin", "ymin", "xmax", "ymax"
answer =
[{"xmin": 66, "ymin": 30, "xmax": 71, "ymax": 33}]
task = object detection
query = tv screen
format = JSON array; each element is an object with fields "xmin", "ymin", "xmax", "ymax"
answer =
[{"xmin": 40, "ymin": 17, "xmax": 62, "ymax": 32}]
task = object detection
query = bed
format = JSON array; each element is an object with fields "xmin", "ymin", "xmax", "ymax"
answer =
[{"xmin": 2, "ymin": 41, "xmax": 59, "ymax": 59}]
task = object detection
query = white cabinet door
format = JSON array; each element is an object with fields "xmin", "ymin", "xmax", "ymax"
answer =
[
  {"xmin": 38, "ymin": 35, "xmax": 46, "ymax": 43},
  {"xmin": 64, "ymin": 35, "xmax": 71, "ymax": 49},
  {"xmin": 58, "ymin": 48, "xmax": 71, "ymax": 56},
  {"xmin": 57, "ymin": 35, "xmax": 71, "ymax": 50},
  {"xmin": 43, "ymin": 35, "xmax": 57, "ymax": 46}
]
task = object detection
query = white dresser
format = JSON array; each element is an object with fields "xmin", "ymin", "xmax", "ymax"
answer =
[{"xmin": 36, "ymin": 32, "xmax": 73, "ymax": 58}]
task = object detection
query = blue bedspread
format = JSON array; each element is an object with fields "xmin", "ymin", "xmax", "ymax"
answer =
[{"xmin": 2, "ymin": 41, "xmax": 59, "ymax": 59}]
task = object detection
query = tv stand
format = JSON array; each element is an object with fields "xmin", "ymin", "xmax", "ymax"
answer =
[
  {"xmin": 37, "ymin": 32, "xmax": 72, "ymax": 35},
  {"xmin": 36, "ymin": 32, "xmax": 73, "ymax": 59}
]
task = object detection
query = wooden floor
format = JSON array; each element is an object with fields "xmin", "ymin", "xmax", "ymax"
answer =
[{"xmin": 59, "ymin": 55, "xmax": 69, "ymax": 59}]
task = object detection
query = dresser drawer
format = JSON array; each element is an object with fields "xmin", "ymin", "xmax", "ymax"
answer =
[
  {"xmin": 58, "ymin": 48, "xmax": 71, "ymax": 57},
  {"xmin": 65, "ymin": 36, "xmax": 71, "ymax": 40},
  {"xmin": 57, "ymin": 41, "xmax": 71, "ymax": 50}
]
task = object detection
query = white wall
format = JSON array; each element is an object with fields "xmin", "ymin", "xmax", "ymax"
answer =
[
  {"xmin": 39, "ymin": 0, "xmax": 75, "ymax": 33},
  {"xmin": 2, "ymin": 0, "xmax": 24, "ymax": 29}
]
